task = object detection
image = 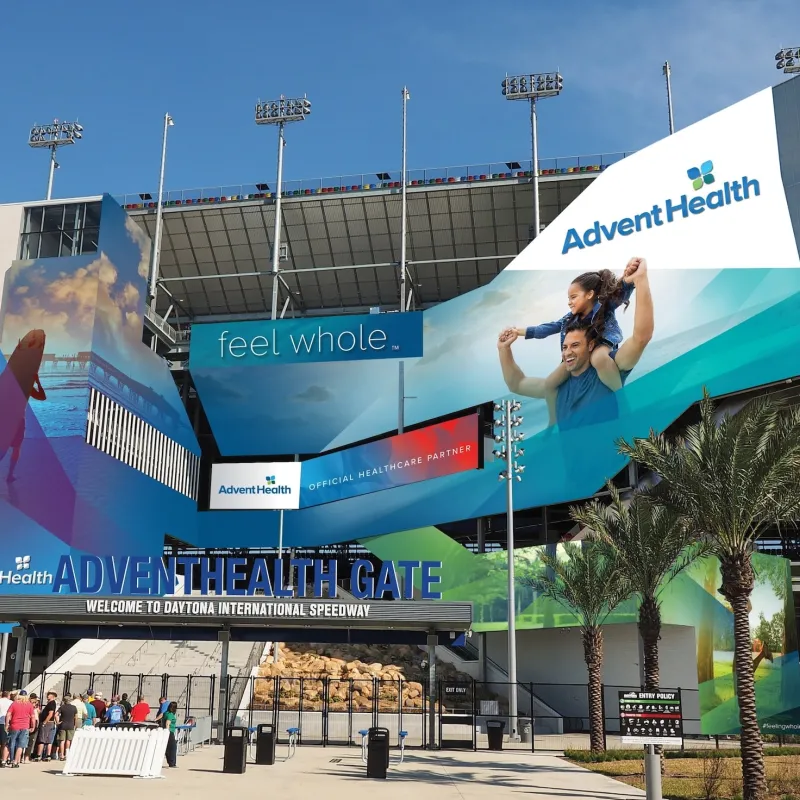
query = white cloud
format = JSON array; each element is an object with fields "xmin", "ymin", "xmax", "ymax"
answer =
[{"xmin": 124, "ymin": 214, "xmax": 151, "ymax": 280}]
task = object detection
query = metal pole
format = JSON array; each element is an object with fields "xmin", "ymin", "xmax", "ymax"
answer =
[
  {"xmin": 427, "ymin": 633, "xmax": 437, "ymax": 749},
  {"xmin": 663, "ymin": 62, "xmax": 675, "ymax": 135},
  {"xmin": 0, "ymin": 632, "xmax": 8, "ymax": 687},
  {"xmin": 270, "ymin": 121, "xmax": 286, "ymax": 321},
  {"xmin": 218, "ymin": 633, "xmax": 230, "ymax": 739},
  {"xmin": 149, "ymin": 112, "xmax": 171, "ymax": 305},
  {"xmin": 505, "ymin": 400, "xmax": 519, "ymax": 739},
  {"xmin": 398, "ymin": 88, "xmax": 409, "ymax": 433},
  {"xmin": 46, "ymin": 146, "xmax": 56, "ymax": 200},
  {"xmin": 274, "ymin": 508, "xmax": 285, "ymax": 662},
  {"xmin": 530, "ymin": 98, "xmax": 540, "ymax": 240},
  {"xmin": 645, "ymin": 743, "xmax": 663, "ymax": 799}
]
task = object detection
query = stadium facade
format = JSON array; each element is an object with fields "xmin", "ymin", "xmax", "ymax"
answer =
[{"xmin": 1, "ymin": 76, "xmax": 800, "ymax": 737}]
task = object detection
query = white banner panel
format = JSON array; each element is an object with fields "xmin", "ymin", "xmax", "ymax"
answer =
[{"xmin": 210, "ymin": 462, "xmax": 301, "ymax": 509}]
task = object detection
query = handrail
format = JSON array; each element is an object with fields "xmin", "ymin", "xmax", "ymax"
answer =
[{"xmin": 114, "ymin": 151, "xmax": 631, "ymax": 209}]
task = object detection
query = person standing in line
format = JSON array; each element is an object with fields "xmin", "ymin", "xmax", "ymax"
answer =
[
  {"xmin": 163, "ymin": 701, "xmax": 178, "ymax": 769},
  {"xmin": 0, "ymin": 691, "xmax": 12, "ymax": 766},
  {"xmin": 4, "ymin": 690, "xmax": 36, "ymax": 768},
  {"xmin": 90, "ymin": 691, "xmax": 107, "ymax": 722},
  {"xmin": 104, "ymin": 696, "xmax": 125, "ymax": 725},
  {"xmin": 69, "ymin": 693, "xmax": 85, "ymax": 729},
  {"xmin": 130, "ymin": 695, "xmax": 151, "ymax": 723},
  {"xmin": 81, "ymin": 694, "xmax": 96, "ymax": 727},
  {"xmin": 55, "ymin": 694, "xmax": 77, "ymax": 761},
  {"xmin": 120, "ymin": 693, "xmax": 133, "ymax": 721},
  {"xmin": 154, "ymin": 696, "xmax": 170, "ymax": 726},
  {"xmin": 23, "ymin": 695, "xmax": 39, "ymax": 763},
  {"xmin": 33, "ymin": 690, "xmax": 57, "ymax": 761}
]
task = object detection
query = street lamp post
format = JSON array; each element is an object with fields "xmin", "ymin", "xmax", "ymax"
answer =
[
  {"xmin": 502, "ymin": 73, "xmax": 563, "ymax": 241},
  {"xmin": 149, "ymin": 113, "xmax": 175, "ymax": 316},
  {"xmin": 776, "ymin": 47, "xmax": 800, "ymax": 74},
  {"xmin": 28, "ymin": 119, "xmax": 83, "ymax": 200},
  {"xmin": 255, "ymin": 95, "xmax": 312, "ymax": 321},
  {"xmin": 663, "ymin": 62, "xmax": 675, "ymax": 135},
  {"xmin": 399, "ymin": 87, "xmax": 410, "ymax": 433},
  {"xmin": 494, "ymin": 400, "xmax": 525, "ymax": 740}
]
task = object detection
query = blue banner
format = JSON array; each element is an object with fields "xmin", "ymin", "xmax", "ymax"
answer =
[{"xmin": 191, "ymin": 312, "xmax": 423, "ymax": 367}]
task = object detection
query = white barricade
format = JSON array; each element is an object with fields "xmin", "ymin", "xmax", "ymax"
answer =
[
  {"xmin": 189, "ymin": 715, "xmax": 213, "ymax": 749},
  {"xmin": 62, "ymin": 726, "xmax": 170, "ymax": 779}
]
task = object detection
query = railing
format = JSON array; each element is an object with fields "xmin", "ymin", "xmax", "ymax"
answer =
[
  {"xmin": 144, "ymin": 303, "xmax": 178, "ymax": 344},
  {"xmin": 114, "ymin": 152, "xmax": 631, "ymax": 209}
]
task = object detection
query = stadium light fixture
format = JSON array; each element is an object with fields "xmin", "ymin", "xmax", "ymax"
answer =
[
  {"xmin": 494, "ymin": 398, "xmax": 526, "ymax": 741},
  {"xmin": 148, "ymin": 113, "xmax": 175, "ymax": 330},
  {"xmin": 255, "ymin": 95, "xmax": 312, "ymax": 321},
  {"xmin": 501, "ymin": 73, "xmax": 563, "ymax": 241},
  {"xmin": 776, "ymin": 47, "xmax": 800, "ymax": 73},
  {"xmin": 28, "ymin": 119, "xmax": 84, "ymax": 200}
]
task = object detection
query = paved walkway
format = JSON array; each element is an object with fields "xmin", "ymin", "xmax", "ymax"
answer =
[{"xmin": 1, "ymin": 745, "xmax": 645, "ymax": 799}]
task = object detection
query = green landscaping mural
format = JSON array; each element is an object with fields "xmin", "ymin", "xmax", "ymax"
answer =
[{"xmin": 361, "ymin": 527, "xmax": 800, "ymax": 735}]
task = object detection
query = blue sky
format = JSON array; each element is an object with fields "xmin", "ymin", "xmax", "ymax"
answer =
[{"xmin": 1, "ymin": 0, "xmax": 798, "ymax": 204}]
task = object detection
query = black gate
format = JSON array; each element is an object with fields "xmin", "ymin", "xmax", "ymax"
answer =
[{"xmin": 438, "ymin": 680, "xmax": 476, "ymax": 750}]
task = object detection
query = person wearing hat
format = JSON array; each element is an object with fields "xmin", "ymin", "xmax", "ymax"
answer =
[
  {"xmin": 55, "ymin": 694, "xmax": 78, "ymax": 761},
  {"xmin": 34, "ymin": 691, "xmax": 58, "ymax": 762},
  {"xmin": 4, "ymin": 690, "xmax": 36, "ymax": 768}
]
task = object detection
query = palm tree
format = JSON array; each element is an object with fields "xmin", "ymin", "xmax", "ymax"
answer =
[
  {"xmin": 617, "ymin": 392, "xmax": 800, "ymax": 800},
  {"xmin": 531, "ymin": 541, "xmax": 627, "ymax": 752},
  {"xmin": 571, "ymin": 486, "xmax": 704, "ymax": 691}
]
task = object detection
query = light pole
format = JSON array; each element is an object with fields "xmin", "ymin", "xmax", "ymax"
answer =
[
  {"xmin": 149, "ymin": 113, "xmax": 174, "ymax": 318},
  {"xmin": 28, "ymin": 119, "xmax": 83, "ymax": 200},
  {"xmin": 662, "ymin": 62, "xmax": 675, "ymax": 135},
  {"xmin": 255, "ymin": 95, "xmax": 311, "ymax": 320},
  {"xmin": 493, "ymin": 399, "xmax": 525, "ymax": 740},
  {"xmin": 502, "ymin": 73, "xmax": 563, "ymax": 241},
  {"xmin": 776, "ymin": 47, "xmax": 800, "ymax": 74},
  {"xmin": 399, "ymin": 87, "xmax": 410, "ymax": 433}
]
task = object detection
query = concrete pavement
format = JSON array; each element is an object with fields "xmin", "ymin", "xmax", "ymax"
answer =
[{"xmin": 0, "ymin": 745, "xmax": 646, "ymax": 799}]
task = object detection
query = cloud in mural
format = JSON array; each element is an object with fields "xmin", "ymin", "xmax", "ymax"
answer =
[
  {"xmin": 124, "ymin": 215, "xmax": 151, "ymax": 280},
  {"xmin": 1, "ymin": 255, "xmax": 143, "ymax": 356}
]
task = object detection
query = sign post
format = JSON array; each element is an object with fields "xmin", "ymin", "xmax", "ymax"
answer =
[{"xmin": 619, "ymin": 690, "xmax": 683, "ymax": 800}]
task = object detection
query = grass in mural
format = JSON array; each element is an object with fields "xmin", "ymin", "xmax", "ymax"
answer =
[{"xmin": 573, "ymin": 754, "xmax": 800, "ymax": 798}]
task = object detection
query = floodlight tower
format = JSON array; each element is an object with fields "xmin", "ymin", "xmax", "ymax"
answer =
[
  {"xmin": 255, "ymin": 95, "xmax": 312, "ymax": 320},
  {"xmin": 149, "ymin": 113, "xmax": 175, "ymax": 313},
  {"xmin": 501, "ymin": 73, "xmax": 563, "ymax": 241},
  {"xmin": 776, "ymin": 47, "xmax": 800, "ymax": 74},
  {"xmin": 28, "ymin": 119, "xmax": 84, "ymax": 200},
  {"xmin": 493, "ymin": 399, "xmax": 526, "ymax": 740}
]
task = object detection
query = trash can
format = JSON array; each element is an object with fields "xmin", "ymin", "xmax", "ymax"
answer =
[
  {"xmin": 255, "ymin": 723, "xmax": 276, "ymax": 765},
  {"xmin": 520, "ymin": 718, "xmax": 532, "ymax": 744},
  {"xmin": 487, "ymin": 719, "xmax": 505, "ymax": 751},
  {"xmin": 366, "ymin": 727, "xmax": 390, "ymax": 778},
  {"xmin": 223, "ymin": 726, "xmax": 248, "ymax": 774}
]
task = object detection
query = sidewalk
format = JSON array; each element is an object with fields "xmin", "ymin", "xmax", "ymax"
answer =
[{"xmin": 0, "ymin": 745, "xmax": 645, "ymax": 799}]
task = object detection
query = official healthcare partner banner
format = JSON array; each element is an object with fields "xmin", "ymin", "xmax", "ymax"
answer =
[{"xmin": 299, "ymin": 414, "xmax": 480, "ymax": 507}]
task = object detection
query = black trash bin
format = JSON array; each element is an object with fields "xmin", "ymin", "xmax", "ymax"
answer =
[
  {"xmin": 487, "ymin": 719, "xmax": 505, "ymax": 751},
  {"xmin": 366, "ymin": 727, "xmax": 390, "ymax": 779},
  {"xmin": 255, "ymin": 723, "xmax": 276, "ymax": 765},
  {"xmin": 223, "ymin": 726, "xmax": 248, "ymax": 774}
]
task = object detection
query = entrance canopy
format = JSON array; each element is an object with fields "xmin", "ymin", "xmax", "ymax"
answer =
[{"xmin": 0, "ymin": 595, "xmax": 473, "ymax": 646}]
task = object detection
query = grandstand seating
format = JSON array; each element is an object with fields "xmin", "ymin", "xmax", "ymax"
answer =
[{"xmin": 120, "ymin": 164, "xmax": 607, "ymax": 210}]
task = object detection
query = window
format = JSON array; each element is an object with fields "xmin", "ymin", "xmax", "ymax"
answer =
[{"xmin": 20, "ymin": 201, "xmax": 103, "ymax": 260}]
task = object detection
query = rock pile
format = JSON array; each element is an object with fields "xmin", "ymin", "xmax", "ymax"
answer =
[{"xmin": 253, "ymin": 643, "xmax": 471, "ymax": 712}]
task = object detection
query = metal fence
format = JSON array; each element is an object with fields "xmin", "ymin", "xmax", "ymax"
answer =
[
  {"xmin": 3, "ymin": 669, "xmax": 734, "ymax": 753},
  {"xmin": 10, "ymin": 671, "xmax": 216, "ymax": 723}
]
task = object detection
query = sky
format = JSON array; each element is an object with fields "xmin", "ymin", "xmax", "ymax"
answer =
[{"xmin": 0, "ymin": 0, "xmax": 798, "ymax": 204}]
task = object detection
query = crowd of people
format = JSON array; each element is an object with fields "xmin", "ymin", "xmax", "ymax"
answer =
[{"xmin": 0, "ymin": 689, "xmax": 180, "ymax": 769}]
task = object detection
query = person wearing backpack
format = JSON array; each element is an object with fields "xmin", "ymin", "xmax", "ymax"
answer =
[{"xmin": 104, "ymin": 697, "xmax": 125, "ymax": 725}]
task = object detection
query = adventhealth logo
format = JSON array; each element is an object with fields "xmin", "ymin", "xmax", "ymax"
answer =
[
  {"xmin": 0, "ymin": 556, "xmax": 53, "ymax": 586},
  {"xmin": 218, "ymin": 475, "xmax": 292, "ymax": 496},
  {"xmin": 562, "ymin": 160, "xmax": 760, "ymax": 255},
  {"xmin": 688, "ymin": 160, "xmax": 714, "ymax": 191}
]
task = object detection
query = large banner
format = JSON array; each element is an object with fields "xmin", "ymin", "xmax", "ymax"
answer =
[{"xmin": 190, "ymin": 84, "xmax": 800, "ymax": 549}]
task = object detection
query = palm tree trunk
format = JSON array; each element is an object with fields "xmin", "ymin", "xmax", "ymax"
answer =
[
  {"xmin": 638, "ymin": 595, "xmax": 662, "ymax": 691},
  {"xmin": 720, "ymin": 554, "xmax": 766, "ymax": 800},
  {"xmin": 582, "ymin": 626, "xmax": 605, "ymax": 752}
]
